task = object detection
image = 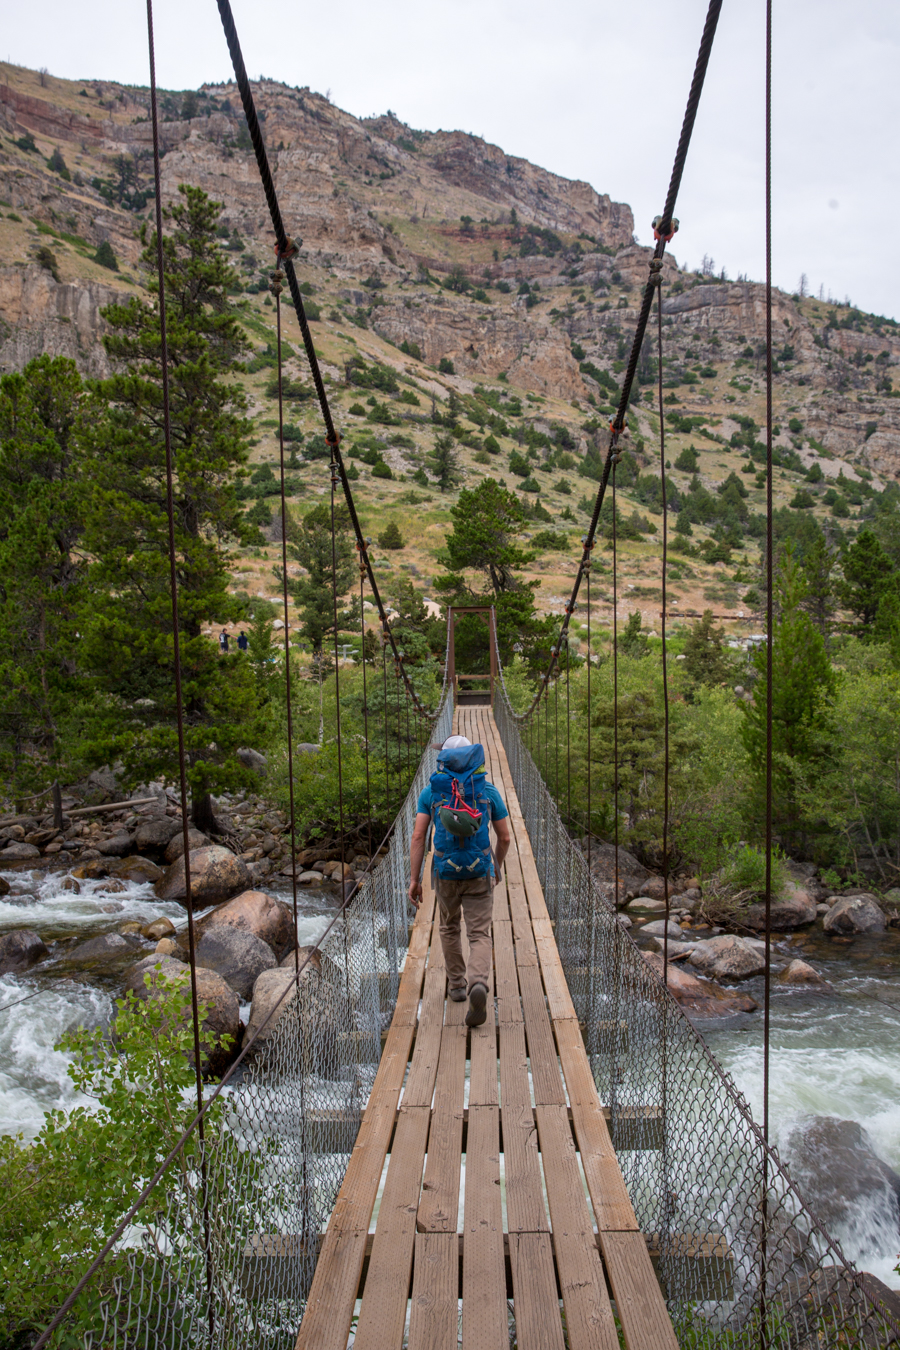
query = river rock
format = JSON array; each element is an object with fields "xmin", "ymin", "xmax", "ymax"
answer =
[
  {"xmin": 164, "ymin": 828, "xmax": 210, "ymax": 865},
  {"xmin": 154, "ymin": 845, "xmax": 251, "ymax": 907},
  {"xmin": 688, "ymin": 935, "xmax": 767, "ymax": 981},
  {"xmin": 0, "ymin": 876, "xmax": 9, "ymax": 896},
  {"xmin": 279, "ymin": 945, "xmax": 322, "ymax": 972},
  {"xmin": 237, "ymin": 747, "xmax": 267, "ymax": 774},
  {"xmin": 640, "ymin": 919, "xmax": 683, "ymax": 940},
  {"xmin": 141, "ymin": 916, "xmax": 176, "ymax": 940},
  {"xmin": 778, "ymin": 958, "xmax": 832, "ymax": 991},
  {"xmin": 155, "ymin": 938, "xmax": 180, "ymax": 956},
  {"xmin": 194, "ymin": 926, "xmax": 277, "ymax": 1001},
  {"xmin": 783, "ymin": 1116, "xmax": 900, "ymax": 1238},
  {"xmin": 744, "ymin": 885, "xmax": 817, "ymax": 932},
  {"xmin": 823, "ymin": 894, "xmax": 886, "ymax": 935},
  {"xmin": 133, "ymin": 815, "xmax": 182, "ymax": 854},
  {"xmin": 0, "ymin": 929, "xmax": 49, "ymax": 974},
  {"xmin": 245, "ymin": 967, "xmax": 299, "ymax": 1046},
  {"xmin": 1, "ymin": 842, "xmax": 40, "ymax": 861},
  {"xmin": 627, "ymin": 896, "xmax": 667, "ymax": 913},
  {"xmin": 66, "ymin": 932, "xmax": 141, "ymax": 964},
  {"xmin": 112, "ymin": 855, "xmax": 163, "ymax": 884},
  {"xmin": 194, "ymin": 890, "xmax": 296, "ymax": 961},
  {"xmin": 60, "ymin": 876, "xmax": 81, "ymax": 894},
  {"xmin": 584, "ymin": 839, "xmax": 649, "ymax": 895},
  {"xmin": 125, "ymin": 954, "xmax": 240, "ymax": 1077},
  {"xmin": 96, "ymin": 833, "xmax": 135, "ymax": 857},
  {"xmin": 641, "ymin": 951, "xmax": 758, "ymax": 1018},
  {"xmin": 72, "ymin": 859, "xmax": 110, "ymax": 879}
]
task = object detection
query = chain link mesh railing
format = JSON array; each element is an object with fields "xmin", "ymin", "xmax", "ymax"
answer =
[
  {"xmin": 493, "ymin": 686, "xmax": 900, "ymax": 1348},
  {"xmin": 39, "ymin": 694, "xmax": 454, "ymax": 1350}
]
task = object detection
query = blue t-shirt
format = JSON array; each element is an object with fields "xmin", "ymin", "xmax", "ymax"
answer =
[{"xmin": 417, "ymin": 780, "xmax": 509, "ymax": 822}]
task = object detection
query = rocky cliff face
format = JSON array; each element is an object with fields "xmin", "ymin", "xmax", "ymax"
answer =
[{"xmin": 1, "ymin": 65, "xmax": 899, "ymax": 480}]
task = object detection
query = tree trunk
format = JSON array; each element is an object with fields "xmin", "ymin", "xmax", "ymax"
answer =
[{"xmin": 192, "ymin": 791, "xmax": 218, "ymax": 835}]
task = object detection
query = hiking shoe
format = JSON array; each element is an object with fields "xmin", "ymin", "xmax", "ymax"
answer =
[
  {"xmin": 448, "ymin": 986, "xmax": 467, "ymax": 1003},
  {"xmin": 465, "ymin": 982, "xmax": 488, "ymax": 1027}
]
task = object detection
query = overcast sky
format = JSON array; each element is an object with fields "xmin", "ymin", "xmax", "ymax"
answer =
[{"xmin": 6, "ymin": 0, "xmax": 899, "ymax": 319}]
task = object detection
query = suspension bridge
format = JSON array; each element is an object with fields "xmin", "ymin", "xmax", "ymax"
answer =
[{"xmin": 15, "ymin": 0, "xmax": 900, "ymax": 1346}]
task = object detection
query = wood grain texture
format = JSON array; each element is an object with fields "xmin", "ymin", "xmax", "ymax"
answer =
[
  {"xmin": 408, "ymin": 1232, "xmax": 459, "ymax": 1350},
  {"xmin": 462, "ymin": 1105, "xmax": 507, "ymax": 1350},
  {"xmin": 534, "ymin": 1105, "xmax": 619, "ymax": 1350},
  {"xmin": 352, "ymin": 1106, "xmax": 431, "ymax": 1350},
  {"xmin": 418, "ymin": 1024, "xmax": 467, "ymax": 1232},
  {"xmin": 599, "ymin": 1230, "xmax": 681, "ymax": 1350},
  {"xmin": 508, "ymin": 1233, "xmax": 565, "ymax": 1350},
  {"xmin": 294, "ymin": 1227, "xmax": 369, "ymax": 1350}
]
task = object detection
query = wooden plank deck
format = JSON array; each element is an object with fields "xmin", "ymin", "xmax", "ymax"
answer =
[{"xmin": 296, "ymin": 706, "xmax": 678, "ymax": 1350}]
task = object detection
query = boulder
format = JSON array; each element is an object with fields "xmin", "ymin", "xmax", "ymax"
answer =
[
  {"xmin": 125, "ymin": 955, "xmax": 240, "ymax": 1077},
  {"xmin": 0, "ymin": 929, "xmax": 49, "ymax": 974},
  {"xmin": 237, "ymin": 747, "xmax": 267, "ymax": 774},
  {"xmin": 778, "ymin": 959, "xmax": 833, "ymax": 991},
  {"xmin": 0, "ymin": 876, "xmax": 9, "ymax": 896},
  {"xmin": 279, "ymin": 945, "xmax": 322, "ymax": 972},
  {"xmin": 641, "ymin": 951, "xmax": 759, "ymax": 1018},
  {"xmin": 584, "ymin": 839, "xmax": 649, "ymax": 894},
  {"xmin": 60, "ymin": 876, "xmax": 81, "ymax": 894},
  {"xmin": 194, "ymin": 926, "xmax": 277, "ymax": 1001},
  {"xmin": 688, "ymin": 935, "xmax": 767, "ymax": 981},
  {"xmin": 627, "ymin": 896, "xmax": 667, "ymax": 913},
  {"xmin": 154, "ymin": 845, "xmax": 251, "ymax": 908},
  {"xmin": 823, "ymin": 894, "xmax": 886, "ymax": 936},
  {"xmin": 72, "ymin": 859, "xmax": 110, "ymax": 880},
  {"xmin": 744, "ymin": 885, "xmax": 817, "ymax": 932},
  {"xmin": 640, "ymin": 876, "xmax": 671, "ymax": 903},
  {"xmin": 783, "ymin": 1116, "xmax": 900, "ymax": 1238},
  {"xmin": 640, "ymin": 919, "xmax": 683, "ymax": 940},
  {"xmin": 1, "ymin": 842, "xmax": 40, "ymax": 861},
  {"xmin": 245, "ymin": 967, "xmax": 299, "ymax": 1046},
  {"xmin": 141, "ymin": 917, "xmax": 176, "ymax": 940},
  {"xmin": 194, "ymin": 890, "xmax": 296, "ymax": 962},
  {"xmin": 66, "ymin": 932, "xmax": 141, "ymax": 965},
  {"xmin": 112, "ymin": 855, "xmax": 163, "ymax": 884},
  {"xmin": 96, "ymin": 833, "xmax": 135, "ymax": 857},
  {"xmin": 155, "ymin": 938, "xmax": 180, "ymax": 957},
  {"xmin": 296, "ymin": 870, "xmax": 325, "ymax": 886},
  {"xmin": 133, "ymin": 815, "xmax": 182, "ymax": 854},
  {"xmin": 164, "ymin": 828, "xmax": 210, "ymax": 865}
]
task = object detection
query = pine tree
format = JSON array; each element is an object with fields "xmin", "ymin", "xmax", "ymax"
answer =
[
  {"xmin": 377, "ymin": 520, "xmax": 405, "ymax": 550},
  {"xmin": 839, "ymin": 528, "xmax": 898, "ymax": 638},
  {"xmin": 283, "ymin": 503, "xmax": 359, "ymax": 653},
  {"xmin": 82, "ymin": 185, "xmax": 258, "ymax": 830},
  {"xmin": 681, "ymin": 610, "xmax": 733, "ymax": 688},
  {"xmin": 0, "ymin": 356, "xmax": 93, "ymax": 790},
  {"xmin": 741, "ymin": 549, "xmax": 835, "ymax": 849},
  {"xmin": 427, "ymin": 433, "xmax": 461, "ymax": 492}
]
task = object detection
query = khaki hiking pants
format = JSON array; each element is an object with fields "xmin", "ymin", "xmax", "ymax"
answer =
[{"xmin": 434, "ymin": 872, "xmax": 493, "ymax": 993}]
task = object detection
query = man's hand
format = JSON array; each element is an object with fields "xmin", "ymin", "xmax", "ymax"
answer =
[
  {"xmin": 409, "ymin": 811, "xmax": 430, "ymax": 914},
  {"xmin": 408, "ymin": 879, "xmax": 422, "ymax": 909}
]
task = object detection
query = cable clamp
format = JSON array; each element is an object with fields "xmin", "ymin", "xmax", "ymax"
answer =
[
  {"xmin": 269, "ymin": 268, "xmax": 284, "ymax": 298},
  {"xmin": 652, "ymin": 216, "xmax": 679, "ymax": 243},
  {"xmin": 274, "ymin": 236, "xmax": 300, "ymax": 265}
]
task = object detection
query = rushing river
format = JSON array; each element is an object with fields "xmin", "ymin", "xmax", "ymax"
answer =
[{"xmin": 2, "ymin": 865, "xmax": 899, "ymax": 1288}]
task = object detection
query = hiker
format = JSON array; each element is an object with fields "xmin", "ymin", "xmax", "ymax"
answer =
[
  {"xmin": 237, "ymin": 631, "xmax": 249, "ymax": 652},
  {"xmin": 408, "ymin": 733, "xmax": 510, "ymax": 1027},
  {"xmin": 219, "ymin": 629, "xmax": 229, "ymax": 654}
]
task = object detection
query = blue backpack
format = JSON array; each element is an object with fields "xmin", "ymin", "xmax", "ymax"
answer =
[{"xmin": 429, "ymin": 743, "xmax": 493, "ymax": 880}]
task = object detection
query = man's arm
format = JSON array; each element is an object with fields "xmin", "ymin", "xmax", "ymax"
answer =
[
  {"xmin": 408, "ymin": 811, "xmax": 431, "ymax": 908},
  {"xmin": 492, "ymin": 816, "xmax": 510, "ymax": 882}
]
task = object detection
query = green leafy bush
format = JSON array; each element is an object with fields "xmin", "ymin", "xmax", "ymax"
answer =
[
  {"xmin": 372, "ymin": 459, "xmax": 393, "ymax": 479},
  {"xmin": 0, "ymin": 976, "xmax": 234, "ymax": 1347},
  {"xmin": 438, "ymin": 357, "xmax": 455, "ymax": 375},
  {"xmin": 720, "ymin": 843, "xmax": 786, "ymax": 898},
  {"xmin": 92, "ymin": 239, "xmax": 118, "ymax": 271}
]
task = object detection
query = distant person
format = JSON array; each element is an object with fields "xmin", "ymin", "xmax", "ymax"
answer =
[
  {"xmin": 219, "ymin": 629, "xmax": 229, "ymax": 653},
  {"xmin": 408, "ymin": 734, "xmax": 510, "ymax": 1027},
  {"xmin": 237, "ymin": 631, "xmax": 249, "ymax": 652}
]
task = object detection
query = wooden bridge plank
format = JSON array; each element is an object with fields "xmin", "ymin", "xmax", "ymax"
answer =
[
  {"xmin": 535, "ymin": 1104, "xmax": 620, "ymax": 1350},
  {"xmin": 295, "ymin": 1227, "xmax": 369, "ymax": 1350},
  {"xmin": 517, "ymin": 963, "xmax": 566, "ymax": 1107},
  {"xmin": 600, "ymin": 1230, "xmax": 681, "ymax": 1350},
  {"xmin": 351, "ymin": 1105, "xmax": 431, "ymax": 1350},
  {"xmin": 508, "ymin": 1233, "xmax": 565, "ymax": 1350},
  {"xmin": 402, "ymin": 952, "xmax": 446, "ymax": 1108},
  {"xmin": 461, "ymin": 1104, "xmax": 507, "ymax": 1350},
  {"xmin": 498, "ymin": 1023, "xmax": 549, "ymax": 1236},
  {"xmin": 417, "ymin": 1023, "xmax": 467, "ymax": 1232},
  {"xmin": 492, "ymin": 918, "xmax": 522, "ymax": 1024},
  {"xmin": 408, "ymin": 1232, "xmax": 458, "ymax": 1350}
]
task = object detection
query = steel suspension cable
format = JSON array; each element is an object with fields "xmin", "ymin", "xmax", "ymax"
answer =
[
  {"xmin": 656, "ymin": 288, "xmax": 671, "ymax": 983},
  {"xmin": 586, "ymin": 561, "xmax": 592, "ymax": 871},
  {"xmin": 359, "ymin": 564, "xmax": 373, "ymax": 867},
  {"xmin": 272, "ymin": 271, "xmax": 301, "ymax": 980},
  {"xmin": 214, "ymin": 0, "xmax": 435, "ymax": 723},
  {"xmin": 499, "ymin": 0, "xmax": 723, "ymax": 728},
  {"xmin": 762, "ymin": 0, "xmax": 775, "ymax": 1335},
  {"xmin": 330, "ymin": 457, "xmax": 347, "ymax": 884}
]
